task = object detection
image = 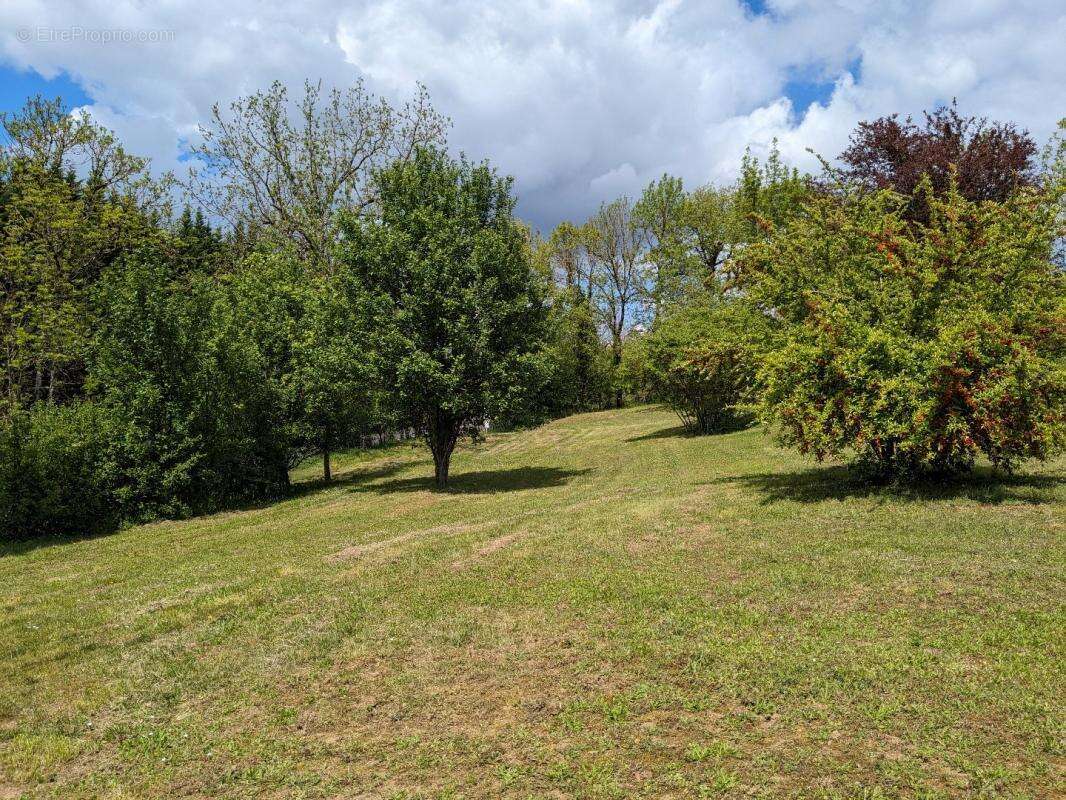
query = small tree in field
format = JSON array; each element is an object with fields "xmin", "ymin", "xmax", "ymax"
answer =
[
  {"xmin": 738, "ymin": 177, "xmax": 1065, "ymax": 477},
  {"xmin": 231, "ymin": 247, "xmax": 378, "ymax": 481},
  {"xmin": 642, "ymin": 299, "xmax": 765, "ymax": 434},
  {"xmin": 340, "ymin": 148, "xmax": 545, "ymax": 488}
]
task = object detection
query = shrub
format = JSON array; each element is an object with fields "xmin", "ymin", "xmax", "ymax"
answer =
[
  {"xmin": 738, "ymin": 178, "xmax": 1065, "ymax": 477},
  {"xmin": 543, "ymin": 289, "xmax": 615, "ymax": 415},
  {"xmin": 91, "ymin": 247, "xmax": 290, "ymax": 520},
  {"xmin": 642, "ymin": 299, "xmax": 764, "ymax": 434},
  {"xmin": 0, "ymin": 402, "xmax": 119, "ymax": 541},
  {"xmin": 618, "ymin": 333, "xmax": 653, "ymax": 405}
]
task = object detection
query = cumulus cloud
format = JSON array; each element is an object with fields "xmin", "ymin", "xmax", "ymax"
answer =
[{"xmin": 2, "ymin": 0, "xmax": 1064, "ymax": 231}]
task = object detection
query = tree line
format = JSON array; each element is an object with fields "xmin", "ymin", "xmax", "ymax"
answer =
[{"xmin": 1, "ymin": 86, "xmax": 1063, "ymax": 541}]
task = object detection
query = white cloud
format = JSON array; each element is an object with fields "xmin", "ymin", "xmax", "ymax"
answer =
[{"xmin": 2, "ymin": 0, "xmax": 1064, "ymax": 231}]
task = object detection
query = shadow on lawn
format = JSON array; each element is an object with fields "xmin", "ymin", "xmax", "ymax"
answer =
[
  {"xmin": 1, "ymin": 458, "xmax": 420, "ymax": 557},
  {"xmin": 707, "ymin": 464, "xmax": 1064, "ymax": 505},
  {"xmin": 357, "ymin": 466, "xmax": 592, "ymax": 495},
  {"xmin": 291, "ymin": 458, "xmax": 414, "ymax": 496},
  {"xmin": 626, "ymin": 420, "xmax": 753, "ymax": 443},
  {"xmin": 626, "ymin": 424, "xmax": 693, "ymax": 442}
]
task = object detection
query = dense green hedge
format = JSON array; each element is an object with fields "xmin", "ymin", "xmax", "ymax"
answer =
[
  {"xmin": 0, "ymin": 403, "xmax": 119, "ymax": 540},
  {"xmin": 0, "ymin": 249, "xmax": 292, "ymax": 542}
]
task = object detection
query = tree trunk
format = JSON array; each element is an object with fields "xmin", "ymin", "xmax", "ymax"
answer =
[
  {"xmin": 428, "ymin": 415, "xmax": 457, "ymax": 489},
  {"xmin": 432, "ymin": 445, "xmax": 452, "ymax": 489},
  {"xmin": 322, "ymin": 448, "xmax": 331, "ymax": 482},
  {"xmin": 612, "ymin": 342, "xmax": 623, "ymax": 409}
]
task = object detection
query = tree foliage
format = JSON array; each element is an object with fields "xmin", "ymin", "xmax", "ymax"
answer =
[
  {"xmin": 231, "ymin": 246, "xmax": 379, "ymax": 479},
  {"xmin": 738, "ymin": 176, "xmax": 1065, "ymax": 477},
  {"xmin": 638, "ymin": 299, "xmax": 765, "ymax": 434},
  {"xmin": 340, "ymin": 148, "xmax": 545, "ymax": 488},
  {"xmin": 187, "ymin": 80, "xmax": 448, "ymax": 272},
  {"xmin": 91, "ymin": 246, "xmax": 289, "ymax": 519},
  {"xmin": 839, "ymin": 103, "xmax": 1037, "ymax": 220},
  {"xmin": 0, "ymin": 401, "xmax": 119, "ymax": 540},
  {"xmin": 584, "ymin": 197, "xmax": 649, "ymax": 406},
  {"xmin": 541, "ymin": 286, "xmax": 615, "ymax": 417},
  {"xmin": 0, "ymin": 97, "xmax": 164, "ymax": 407}
]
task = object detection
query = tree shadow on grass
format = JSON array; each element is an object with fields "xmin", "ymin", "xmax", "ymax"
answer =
[
  {"xmin": 289, "ymin": 458, "xmax": 415, "ymax": 498},
  {"xmin": 357, "ymin": 466, "xmax": 592, "ymax": 495},
  {"xmin": 627, "ymin": 419, "xmax": 754, "ymax": 443},
  {"xmin": 1, "ymin": 458, "xmax": 420, "ymax": 557},
  {"xmin": 627, "ymin": 424, "xmax": 695, "ymax": 442},
  {"xmin": 0, "ymin": 526, "xmax": 112, "ymax": 558},
  {"xmin": 704, "ymin": 464, "xmax": 1064, "ymax": 505}
]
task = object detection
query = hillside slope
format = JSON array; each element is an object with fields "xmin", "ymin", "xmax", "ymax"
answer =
[{"xmin": 1, "ymin": 406, "xmax": 1063, "ymax": 798}]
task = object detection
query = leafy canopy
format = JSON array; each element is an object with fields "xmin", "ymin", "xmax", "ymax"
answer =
[
  {"xmin": 339, "ymin": 147, "xmax": 545, "ymax": 487},
  {"xmin": 738, "ymin": 175, "xmax": 1065, "ymax": 476}
]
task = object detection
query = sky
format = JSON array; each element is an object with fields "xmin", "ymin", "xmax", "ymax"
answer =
[{"xmin": 1, "ymin": 0, "xmax": 1064, "ymax": 232}]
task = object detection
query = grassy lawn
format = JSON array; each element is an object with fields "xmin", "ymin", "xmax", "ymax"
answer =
[{"xmin": 1, "ymin": 405, "xmax": 1063, "ymax": 799}]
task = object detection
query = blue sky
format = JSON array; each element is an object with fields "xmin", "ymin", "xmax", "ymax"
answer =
[
  {"xmin": 0, "ymin": 66, "xmax": 90, "ymax": 112},
  {"xmin": 2, "ymin": 1, "xmax": 1063, "ymax": 231}
]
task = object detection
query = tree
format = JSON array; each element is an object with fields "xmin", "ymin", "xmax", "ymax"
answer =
[
  {"xmin": 186, "ymin": 79, "xmax": 448, "ymax": 273},
  {"xmin": 679, "ymin": 184, "xmax": 739, "ymax": 289},
  {"xmin": 734, "ymin": 141, "xmax": 807, "ymax": 249},
  {"xmin": 1044, "ymin": 118, "xmax": 1066, "ymax": 257},
  {"xmin": 0, "ymin": 96, "xmax": 164, "ymax": 408},
  {"xmin": 737, "ymin": 176, "xmax": 1065, "ymax": 477},
  {"xmin": 585, "ymin": 197, "xmax": 649, "ymax": 407},
  {"xmin": 546, "ymin": 221, "xmax": 591, "ymax": 298},
  {"xmin": 231, "ymin": 246, "xmax": 379, "ymax": 481},
  {"xmin": 541, "ymin": 286, "xmax": 614, "ymax": 416},
  {"xmin": 174, "ymin": 205, "xmax": 225, "ymax": 274},
  {"xmin": 640, "ymin": 298, "xmax": 764, "ymax": 434},
  {"xmin": 839, "ymin": 102, "xmax": 1037, "ymax": 220},
  {"xmin": 634, "ymin": 175, "xmax": 689, "ymax": 315},
  {"xmin": 90, "ymin": 246, "xmax": 289, "ymax": 519},
  {"xmin": 340, "ymin": 148, "xmax": 546, "ymax": 488},
  {"xmin": 534, "ymin": 223, "xmax": 614, "ymax": 417}
]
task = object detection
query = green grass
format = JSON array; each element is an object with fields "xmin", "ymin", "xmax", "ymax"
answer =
[{"xmin": 1, "ymin": 406, "xmax": 1063, "ymax": 799}]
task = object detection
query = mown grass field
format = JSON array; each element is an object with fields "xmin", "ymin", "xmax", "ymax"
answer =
[{"xmin": 1, "ymin": 405, "xmax": 1063, "ymax": 799}]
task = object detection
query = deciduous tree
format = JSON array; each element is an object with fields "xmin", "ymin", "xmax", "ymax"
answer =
[
  {"xmin": 738, "ymin": 176, "xmax": 1065, "ymax": 477},
  {"xmin": 187, "ymin": 80, "xmax": 448, "ymax": 273},
  {"xmin": 0, "ymin": 97, "xmax": 163, "ymax": 408},
  {"xmin": 231, "ymin": 246, "xmax": 379, "ymax": 480},
  {"xmin": 839, "ymin": 103, "xmax": 1037, "ymax": 220},
  {"xmin": 341, "ymin": 148, "xmax": 545, "ymax": 488},
  {"xmin": 585, "ymin": 197, "xmax": 648, "ymax": 407}
]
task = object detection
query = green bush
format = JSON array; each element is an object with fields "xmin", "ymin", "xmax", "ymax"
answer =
[
  {"xmin": 230, "ymin": 246, "xmax": 381, "ymax": 480},
  {"xmin": 0, "ymin": 402, "xmax": 119, "ymax": 540},
  {"xmin": 91, "ymin": 247, "xmax": 290, "ymax": 521},
  {"xmin": 739, "ymin": 178, "xmax": 1065, "ymax": 477},
  {"xmin": 618, "ymin": 333, "xmax": 653, "ymax": 405},
  {"xmin": 543, "ymin": 290, "xmax": 615, "ymax": 415},
  {"xmin": 640, "ymin": 299, "xmax": 764, "ymax": 434},
  {"xmin": 496, "ymin": 289, "xmax": 616, "ymax": 430}
]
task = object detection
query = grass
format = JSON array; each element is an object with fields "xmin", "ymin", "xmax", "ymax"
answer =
[{"xmin": 1, "ymin": 405, "xmax": 1063, "ymax": 799}]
